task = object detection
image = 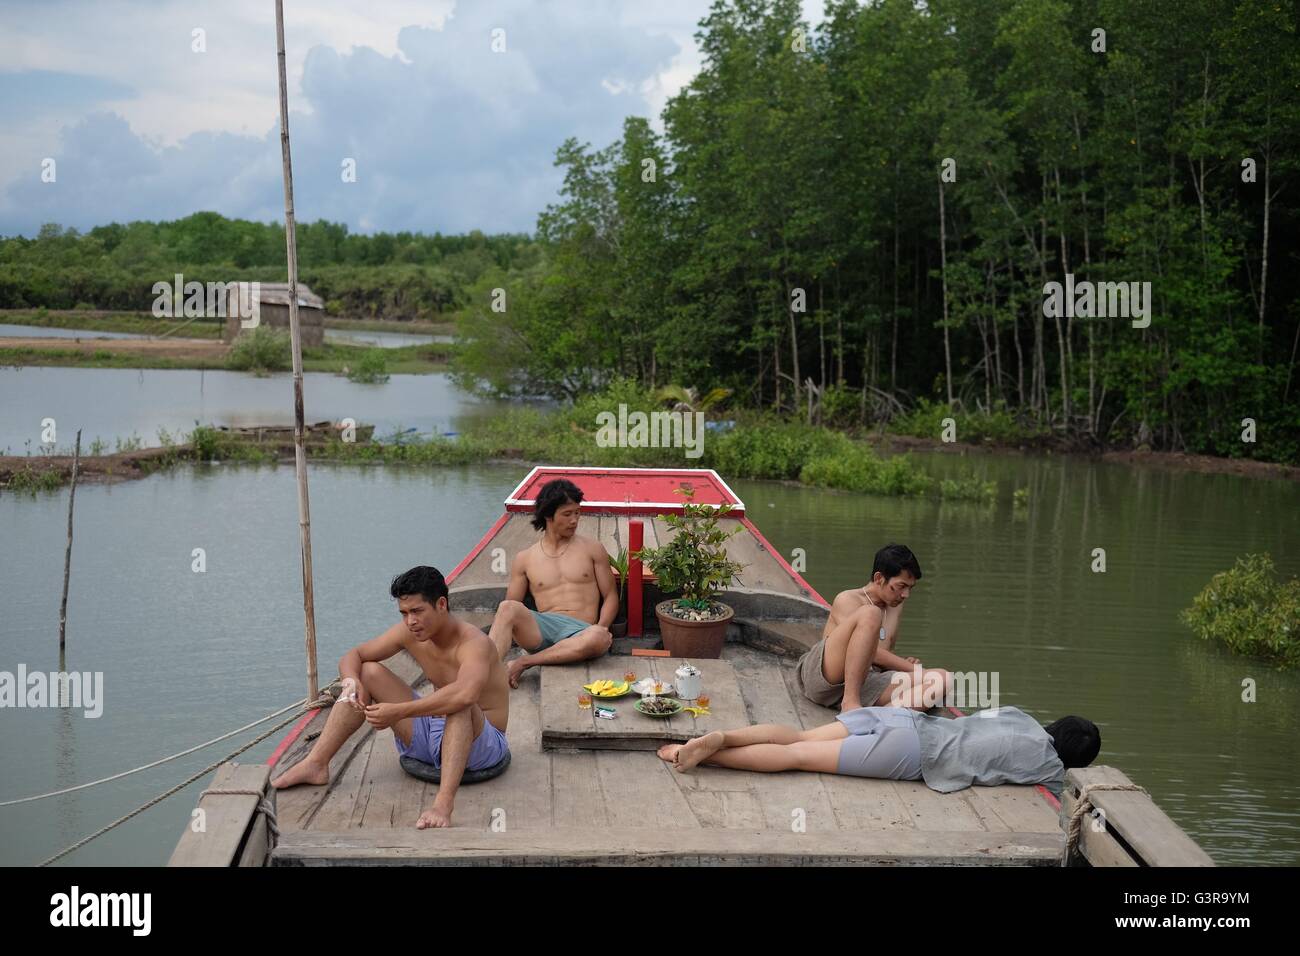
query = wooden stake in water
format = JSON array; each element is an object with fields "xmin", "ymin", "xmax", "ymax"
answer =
[
  {"xmin": 58, "ymin": 429, "xmax": 81, "ymax": 653},
  {"xmin": 275, "ymin": 0, "xmax": 319, "ymax": 702}
]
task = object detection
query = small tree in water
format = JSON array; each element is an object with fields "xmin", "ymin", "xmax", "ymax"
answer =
[{"xmin": 1182, "ymin": 553, "xmax": 1300, "ymax": 668}]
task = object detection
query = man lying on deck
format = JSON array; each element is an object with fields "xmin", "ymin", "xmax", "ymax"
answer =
[
  {"xmin": 271, "ymin": 566, "xmax": 509, "ymax": 829},
  {"xmin": 488, "ymin": 478, "xmax": 617, "ymax": 687},
  {"xmin": 796, "ymin": 543, "xmax": 955, "ymax": 713},
  {"xmin": 657, "ymin": 707, "xmax": 1100, "ymax": 798}
]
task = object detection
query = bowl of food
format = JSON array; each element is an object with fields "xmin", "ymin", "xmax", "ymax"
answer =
[
  {"xmin": 634, "ymin": 696, "xmax": 685, "ymax": 718},
  {"xmin": 583, "ymin": 679, "xmax": 634, "ymax": 699}
]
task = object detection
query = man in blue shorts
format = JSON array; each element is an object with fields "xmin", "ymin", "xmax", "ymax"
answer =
[{"xmin": 272, "ymin": 566, "xmax": 509, "ymax": 829}]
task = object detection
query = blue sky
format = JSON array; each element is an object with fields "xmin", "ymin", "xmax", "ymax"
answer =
[{"xmin": 0, "ymin": 0, "xmax": 826, "ymax": 238}]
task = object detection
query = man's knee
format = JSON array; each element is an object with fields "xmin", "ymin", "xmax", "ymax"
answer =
[
  {"xmin": 589, "ymin": 626, "xmax": 613, "ymax": 655},
  {"xmin": 496, "ymin": 599, "xmax": 525, "ymax": 621},
  {"xmin": 359, "ymin": 660, "xmax": 388, "ymax": 683}
]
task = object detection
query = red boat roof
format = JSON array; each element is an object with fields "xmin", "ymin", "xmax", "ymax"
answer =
[{"xmin": 504, "ymin": 466, "xmax": 745, "ymax": 515}]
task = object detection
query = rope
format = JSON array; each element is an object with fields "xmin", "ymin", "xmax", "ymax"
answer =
[
  {"xmin": 1062, "ymin": 782, "xmax": 1148, "ymax": 866},
  {"xmin": 0, "ymin": 697, "xmax": 309, "ymax": 806},
  {"xmin": 36, "ymin": 686, "xmax": 337, "ymax": 867},
  {"xmin": 200, "ymin": 787, "xmax": 280, "ymax": 846}
]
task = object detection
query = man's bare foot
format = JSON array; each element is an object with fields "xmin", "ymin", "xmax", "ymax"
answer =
[
  {"xmin": 271, "ymin": 758, "xmax": 328, "ymax": 789},
  {"xmin": 506, "ymin": 657, "xmax": 529, "ymax": 689},
  {"xmin": 656, "ymin": 743, "xmax": 683, "ymax": 766},
  {"xmin": 672, "ymin": 731, "xmax": 726, "ymax": 772},
  {"xmin": 415, "ymin": 802, "xmax": 453, "ymax": 829}
]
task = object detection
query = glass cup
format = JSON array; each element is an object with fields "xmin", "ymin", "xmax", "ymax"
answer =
[
  {"xmin": 578, "ymin": 692, "xmax": 592, "ymax": 709},
  {"xmin": 624, "ymin": 670, "xmax": 636, "ymax": 684},
  {"xmin": 653, "ymin": 681, "xmax": 664, "ymax": 695},
  {"xmin": 696, "ymin": 694, "xmax": 711, "ymax": 709}
]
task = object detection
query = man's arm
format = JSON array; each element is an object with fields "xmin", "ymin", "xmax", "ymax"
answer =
[
  {"xmin": 339, "ymin": 621, "xmax": 407, "ymax": 684},
  {"xmin": 592, "ymin": 540, "xmax": 618, "ymax": 629},
  {"xmin": 874, "ymin": 647, "xmax": 919, "ymax": 671},
  {"xmin": 400, "ymin": 636, "xmax": 493, "ymax": 719},
  {"xmin": 504, "ymin": 551, "xmax": 530, "ymax": 603}
]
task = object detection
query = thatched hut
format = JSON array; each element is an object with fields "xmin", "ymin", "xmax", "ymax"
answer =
[{"xmin": 222, "ymin": 282, "xmax": 324, "ymax": 347}]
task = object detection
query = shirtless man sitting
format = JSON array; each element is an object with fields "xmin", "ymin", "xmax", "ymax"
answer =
[
  {"xmin": 795, "ymin": 543, "xmax": 954, "ymax": 713},
  {"xmin": 488, "ymin": 478, "xmax": 617, "ymax": 687},
  {"xmin": 271, "ymin": 566, "xmax": 509, "ymax": 829}
]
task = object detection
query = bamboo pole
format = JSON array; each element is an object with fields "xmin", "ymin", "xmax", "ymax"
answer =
[
  {"xmin": 275, "ymin": 0, "xmax": 319, "ymax": 702},
  {"xmin": 58, "ymin": 429, "xmax": 81, "ymax": 653}
]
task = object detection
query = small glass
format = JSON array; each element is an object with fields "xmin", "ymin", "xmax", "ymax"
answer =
[
  {"xmin": 653, "ymin": 681, "xmax": 664, "ymax": 695},
  {"xmin": 624, "ymin": 669, "xmax": 636, "ymax": 683},
  {"xmin": 696, "ymin": 694, "xmax": 711, "ymax": 709},
  {"xmin": 578, "ymin": 692, "xmax": 592, "ymax": 709}
]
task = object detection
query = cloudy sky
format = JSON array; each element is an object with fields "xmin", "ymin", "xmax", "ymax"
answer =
[{"xmin": 0, "ymin": 0, "xmax": 826, "ymax": 238}]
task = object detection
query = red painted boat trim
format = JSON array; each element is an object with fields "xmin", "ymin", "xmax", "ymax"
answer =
[
  {"xmin": 446, "ymin": 513, "xmax": 510, "ymax": 586},
  {"xmin": 265, "ymin": 710, "xmax": 317, "ymax": 767},
  {"xmin": 738, "ymin": 516, "xmax": 830, "ymax": 608},
  {"xmin": 504, "ymin": 465, "xmax": 745, "ymax": 515}
]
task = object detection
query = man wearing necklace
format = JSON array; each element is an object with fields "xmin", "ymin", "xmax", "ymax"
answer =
[
  {"xmin": 488, "ymin": 479, "xmax": 618, "ymax": 687},
  {"xmin": 795, "ymin": 543, "xmax": 954, "ymax": 713}
]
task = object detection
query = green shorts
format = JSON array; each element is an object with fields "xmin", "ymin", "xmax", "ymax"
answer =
[{"xmin": 530, "ymin": 610, "xmax": 591, "ymax": 649}]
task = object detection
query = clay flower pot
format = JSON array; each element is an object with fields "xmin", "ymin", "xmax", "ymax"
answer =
[{"xmin": 654, "ymin": 600, "xmax": 734, "ymax": 659}]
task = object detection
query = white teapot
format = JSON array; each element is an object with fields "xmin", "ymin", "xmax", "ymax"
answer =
[{"xmin": 675, "ymin": 662, "xmax": 702, "ymax": 701}]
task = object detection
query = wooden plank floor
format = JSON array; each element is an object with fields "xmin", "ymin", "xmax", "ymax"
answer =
[{"xmin": 270, "ymin": 644, "xmax": 1063, "ymax": 866}]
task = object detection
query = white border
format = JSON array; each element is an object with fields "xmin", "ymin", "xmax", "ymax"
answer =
[{"xmin": 503, "ymin": 465, "xmax": 746, "ymax": 514}]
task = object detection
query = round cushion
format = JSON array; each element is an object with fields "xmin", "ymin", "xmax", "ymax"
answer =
[{"xmin": 399, "ymin": 751, "xmax": 511, "ymax": 784}]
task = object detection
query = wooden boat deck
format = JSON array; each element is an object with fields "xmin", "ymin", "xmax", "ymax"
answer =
[{"xmin": 269, "ymin": 638, "xmax": 1064, "ymax": 866}]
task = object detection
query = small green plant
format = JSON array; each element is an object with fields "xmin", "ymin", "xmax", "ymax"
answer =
[
  {"xmin": 5, "ymin": 466, "xmax": 63, "ymax": 494},
  {"xmin": 634, "ymin": 487, "xmax": 745, "ymax": 612},
  {"xmin": 1181, "ymin": 553, "xmax": 1300, "ymax": 668},
  {"xmin": 346, "ymin": 348, "xmax": 390, "ymax": 384},
  {"xmin": 87, "ymin": 437, "xmax": 107, "ymax": 456},
  {"xmin": 114, "ymin": 433, "xmax": 143, "ymax": 453},
  {"xmin": 609, "ymin": 547, "xmax": 630, "ymax": 608}
]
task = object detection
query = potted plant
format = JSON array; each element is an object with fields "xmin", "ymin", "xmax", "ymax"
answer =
[
  {"xmin": 608, "ymin": 547, "xmax": 630, "ymax": 638},
  {"xmin": 634, "ymin": 486, "xmax": 745, "ymax": 658}
]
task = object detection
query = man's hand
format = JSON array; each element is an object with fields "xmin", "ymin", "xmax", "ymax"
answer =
[
  {"xmin": 339, "ymin": 677, "xmax": 369, "ymax": 711},
  {"xmin": 364, "ymin": 701, "xmax": 401, "ymax": 729}
]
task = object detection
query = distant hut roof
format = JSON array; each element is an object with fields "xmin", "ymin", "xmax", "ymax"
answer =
[{"xmin": 253, "ymin": 283, "xmax": 324, "ymax": 310}]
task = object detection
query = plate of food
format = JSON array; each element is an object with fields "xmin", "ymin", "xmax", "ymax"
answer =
[
  {"xmin": 634, "ymin": 696, "xmax": 685, "ymax": 718},
  {"xmin": 631, "ymin": 678, "xmax": 674, "ymax": 696},
  {"xmin": 583, "ymin": 678, "xmax": 635, "ymax": 699}
]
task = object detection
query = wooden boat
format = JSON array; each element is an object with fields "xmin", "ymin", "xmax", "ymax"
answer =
[
  {"xmin": 170, "ymin": 466, "xmax": 1212, "ymax": 867},
  {"xmin": 215, "ymin": 420, "xmax": 375, "ymax": 445}
]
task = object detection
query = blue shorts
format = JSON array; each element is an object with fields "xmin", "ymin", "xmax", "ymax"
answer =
[
  {"xmin": 394, "ymin": 690, "xmax": 509, "ymax": 771},
  {"xmin": 834, "ymin": 707, "xmax": 923, "ymax": 780},
  {"xmin": 530, "ymin": 610, "xmax": 591, "ymax": 649}
]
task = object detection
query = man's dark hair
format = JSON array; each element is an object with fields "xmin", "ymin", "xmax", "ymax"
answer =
[
  {"xmin": 1045, "ymin": 716, "xmax": 1101, "ymax": 769},
  {"xmin": 532, "ymin": 478, "xmax": 584, "ymax": 531},
  {"xmin": 389, "ymin": 566, "xmax": 448, "ymax": 606},
  {"xmin": 873, "ymin": 543, "xmax": 922, "ymax": 582}
]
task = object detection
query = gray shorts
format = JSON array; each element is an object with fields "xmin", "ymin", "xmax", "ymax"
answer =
[
  {"xmin": 834, "ymin": 707, "xmax": 923, "ymax": 780},
  {"xmin": 795, "ymin": 637, "xmax": 898, "ymax": 708}
]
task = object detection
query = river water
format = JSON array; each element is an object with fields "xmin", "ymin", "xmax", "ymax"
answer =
[{"xmin": 1, "ymin": 424, "xmax": 1297, "ymax": 865}]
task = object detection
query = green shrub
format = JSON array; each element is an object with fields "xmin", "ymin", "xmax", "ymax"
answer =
[
  {"xmin": 892, "ymin": 399, "xmax": 1044, "ymax": 445},
  {"xmin": 346, "ymin": 348, "xmax": 390, "ymax": 383},
  {"xmin": 225, "ymin": 327, "xmax": 291, "ymax": 372},
  {"xmin": 1181, "ymin": 554, "xmax": 1300, "ymax": 668}
]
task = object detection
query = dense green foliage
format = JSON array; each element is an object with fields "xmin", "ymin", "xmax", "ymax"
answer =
[
  {"xmin": 0, "ymin": 215, "xmax": 537, "ymax": 321},
  {"xmin": 6, "ymin": 0, "xmax": 1297, "ymax": 462},
  {"xmin": 224, "ymin": 326, "xmax": 291, "ymax": 372},
  {"xmin": 1182, "ymin": 554, "xmax": 1300, "ymax": 668},
  {"xmin": 635, "ymin": 490, "xmax": 747, "ymax": 609},
  {"xmin": 456, "ymin": 0, "xmax": 1299, "ymax": 462}
]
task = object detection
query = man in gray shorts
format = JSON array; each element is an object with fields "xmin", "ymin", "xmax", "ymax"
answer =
[{"xmin": 656, "ymin": 706, "xmax": 1100, "ymax": 798}]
